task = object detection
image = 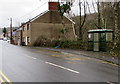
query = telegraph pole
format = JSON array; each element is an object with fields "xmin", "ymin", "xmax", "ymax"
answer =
[{"xmin": 10, "ymin": 18, "xmax": 13, "ymax": 44}]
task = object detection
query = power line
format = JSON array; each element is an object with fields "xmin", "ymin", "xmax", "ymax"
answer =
[{"xmin": 19, "ymin": 1, "xmax": 48, "ymax": 20}]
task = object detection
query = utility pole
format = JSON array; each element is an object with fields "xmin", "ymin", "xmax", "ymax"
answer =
[{"xmin": 10, "ymin": 18, "xmax": 13, "ymax": 44}]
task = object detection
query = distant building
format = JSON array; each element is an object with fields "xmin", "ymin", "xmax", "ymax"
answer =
[
  {"xmin": 19, "ymin": 2, "xmax": 76, "ymax": 46},
  {"xmin": 7, "ymin": 27, "xmax": 19, "ymax": 44},
  {"xmin": 0, "ymin": 34, "xmax": 4, "ymax": 40}
]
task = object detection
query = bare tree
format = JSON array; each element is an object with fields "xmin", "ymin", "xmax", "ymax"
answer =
[
  {"xmin": 114, "ymin": 1, "xmax": 120, "ymax": 40},
  {"xmin": 58, "ymin": 0, "xmax": 74, "ymax": 40},
  {"xmin": 79, "ymin": 1, "xmax": 87, "ymax": 41},
  {"xmin": 97, "ymin": 1, "xmax": 102, "ymax": 29},
  {"xmin": 109, "ymin": 1, "xmax": 120, "ymax": 56},
  {"xmin": 72, "ymin": 0, "xmax": 87, "ymax": 41}
]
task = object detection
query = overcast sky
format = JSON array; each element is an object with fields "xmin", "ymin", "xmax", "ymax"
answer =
[
  {"xmin": 0, "ymin": 0, "xmax": 117, "ymax": 28},
  {"xmin": 0, "ymin": 0, "xmax": 49, "ymax": 27},
  {"xmin": 0, "ymin": 0, "xmax": 97, "ymax": 28}
]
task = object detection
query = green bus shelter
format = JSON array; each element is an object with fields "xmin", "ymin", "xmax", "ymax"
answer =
[{"xmin": 88, "ymin": 29, "xmax": 113, "ymax": 52}]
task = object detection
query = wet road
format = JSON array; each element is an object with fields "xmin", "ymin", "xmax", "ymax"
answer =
[{"xmin": 0, "ymin": 41, "xmax": 119, "ymax": 82}]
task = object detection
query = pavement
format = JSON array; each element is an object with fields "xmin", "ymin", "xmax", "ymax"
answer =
[
  {"xmin": 35, "ymin": 47, "xmax": 119, "ymax": 65},
  {"xmin": 0, "ymin": 41, "xmax": 119, "ymax": 83}
]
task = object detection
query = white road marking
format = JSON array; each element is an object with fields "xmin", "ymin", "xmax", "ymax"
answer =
[
  {"xmin": 61, "ymin": 52, "xmax": 73, "ymax": 55},
  {"xmin": 106, "ymin": 81, "xmax": 115, "ymax": 84},
  {"xmin": 45, "ymin": 62, "xmax": 80, "ymax": 74},
  {"xmin": 24, "ymin": 55, "xmax": 37, "ymax": 59},
  {"xmin": 31, "ymin": 57, "xmax": 37, "ymax": 59}
]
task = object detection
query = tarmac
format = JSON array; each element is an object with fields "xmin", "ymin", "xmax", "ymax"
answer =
[{"xmin": 37, "ymin": 47, "xmax": 119, "ymax": 66}]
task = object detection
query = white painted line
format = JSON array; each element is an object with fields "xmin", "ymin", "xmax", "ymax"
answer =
[
  {"xmin": 24, "ymin": 55, "xmax": 37, "ymax": 60},
  {"xmin": 106, "ymin": 81, "xmax": 115, "ymax": 84},
  {"xmin": 31, "ymin": 57, "xmax": 37, "ymax": 59},
  {"xmin": 61, "ymin": 52, "xmax": 73, "ymax": 55},
  {"xmin": 45, "ymin": 62, "xmax": 80, "ymax": 74}
]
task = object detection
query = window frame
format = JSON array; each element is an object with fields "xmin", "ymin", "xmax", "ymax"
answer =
[{"xmin": 27, "ymin": 24, "xmax": 30, "ymax": 30}]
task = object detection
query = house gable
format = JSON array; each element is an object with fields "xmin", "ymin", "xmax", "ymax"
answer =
[{"xmin": 32, "ymin": 11, "xmax": 73, "ymax": 24}]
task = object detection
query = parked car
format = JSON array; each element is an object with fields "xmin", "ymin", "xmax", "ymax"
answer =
[
  {"xmin": 3, "ymin": 37, "xmax": 7, "ymax": 41},
  {"xmin": 0, "ymin": 38, "xmax": 3, "ymax": 40}
]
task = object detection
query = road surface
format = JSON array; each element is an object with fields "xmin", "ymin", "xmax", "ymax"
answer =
[{"xmin": 0, "ymin": 41, "xmax": 119, "ymax": 83}]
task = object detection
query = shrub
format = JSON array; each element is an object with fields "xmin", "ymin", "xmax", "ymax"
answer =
[
  {"xmin": 33, "ymin": 37, "xmax": 88, "ymax": 50},
  {"xmin": 108, "ymin": 41, "xmax": 120, "ymax": 57}
]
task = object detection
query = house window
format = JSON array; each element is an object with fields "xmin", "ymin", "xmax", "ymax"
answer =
[
  {"xmin": 27, "ymin": 24, "xmax": 30, "ymax": 30},
  {"xmin": 27, "ymin": 37, "xmax": 30, "ymax": 43},
  {"xmin": 23, "ymin": 26, "xmax": 25, "ymax": 31}
]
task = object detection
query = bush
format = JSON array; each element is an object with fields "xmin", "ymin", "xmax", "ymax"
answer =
[
  {"xmin": 107, "ymin": 41, "xmax": 120, "ymax": 57},
  {"xmin": 107, "ymin": 29, "xmax": 120, "ymax": 57},
  {"xmin": 34, "ymin": 37, "xmax": 87, "ymax": 50},
  {"xmin": 33, "ymin": 36, "xmax": 48, "ymax": 46}
]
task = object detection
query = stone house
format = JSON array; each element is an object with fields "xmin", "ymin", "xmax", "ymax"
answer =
[
  {"xmin": 14, "ymin": 28, "xmax": 22, "ymax": 45},
  {"xmin": 20, "ymin": 2, "xmax": 76, "ymax": 46},
  {"xmin": 12, "ymin": 29, "xmax": 17, "ymax": 45}
]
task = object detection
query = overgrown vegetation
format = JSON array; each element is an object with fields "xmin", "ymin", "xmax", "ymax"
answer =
[
  {"xmin": 108, "ymin": 32, "xmax": 120, "ymax": 57},
  {"xmin": 33, "ymin": 36, "xmax": 87, "ymax": 50}
]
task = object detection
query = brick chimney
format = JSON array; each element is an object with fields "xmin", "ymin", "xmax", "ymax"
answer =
[{"xmin": 48, "ymin": 2, "xmax": 59, "ymax": 11}]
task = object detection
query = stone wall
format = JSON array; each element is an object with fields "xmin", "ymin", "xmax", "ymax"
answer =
[{"xmin": 30, "ymin": 23, "xmax": 75, "ymax": 46}]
